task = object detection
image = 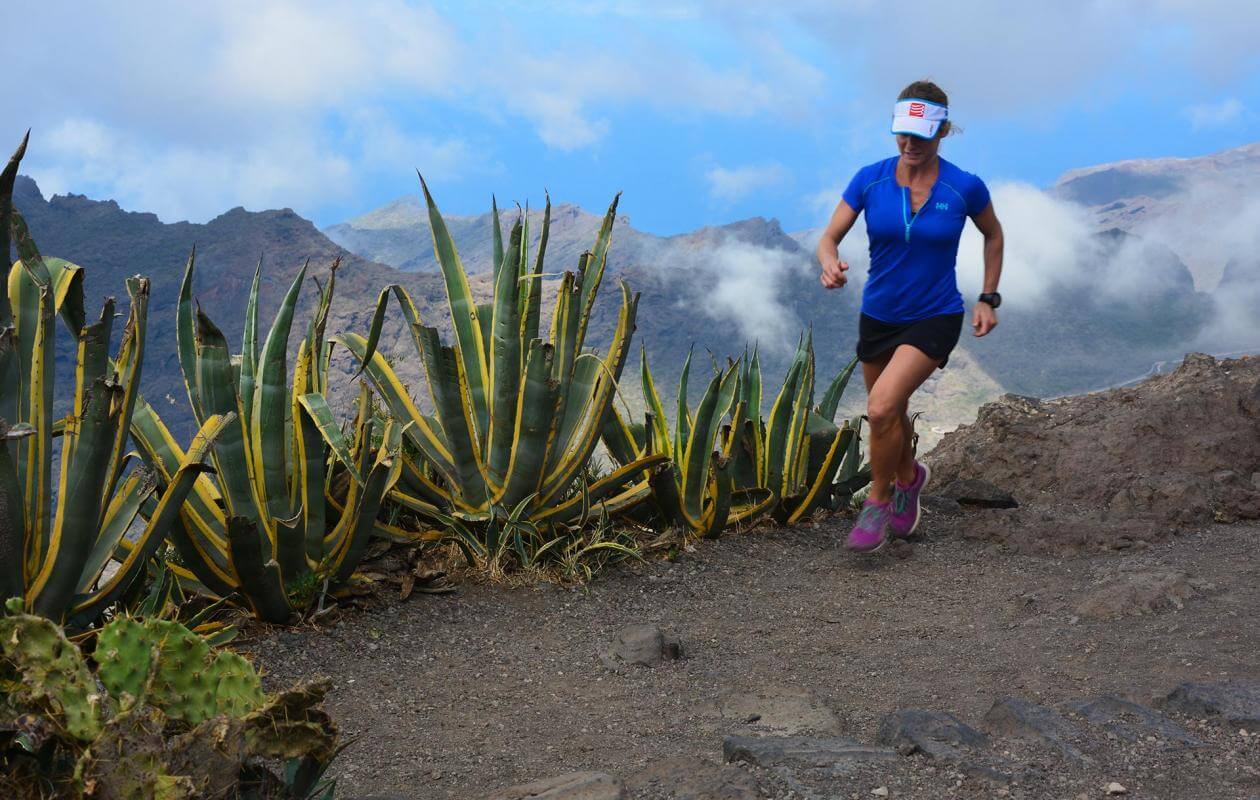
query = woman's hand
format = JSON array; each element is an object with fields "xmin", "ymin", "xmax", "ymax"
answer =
[
  {"xmin": 816, "ymin": 199, "xmax": 859, "ymax": 291},
  {"xmin": 819, "ymin": 256, "xmax": 849, "ymax": 289},
  {"xmin": 972, "ymin": 302, "xmax": 998, "ymax": 336}
]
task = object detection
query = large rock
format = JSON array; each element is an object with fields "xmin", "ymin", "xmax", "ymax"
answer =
[
  {"xmin": 627, "ymin": 755, "xmax": 760, "ymax": 799},
  {"xmin": 927, "ymin": 354, "xmax": 1260, "ymax": 550},
  {"xmin": 485, "ymin": 771, "xmax": 624, "ymax": 800},
  {"xmin": 1074, "ymin": 569, "xmax": 1212, "ymax": 620},
  {"xmin": 1165, "ymin": 681, "xmax": 1260, "ymax": 728},
  {"xmin": 723, "ymin": 735, "xmax": 899, "ymax": 771},
  {"xmin": 983, "ymin": 697, "xmax": 1089, "ymax": 763},
  {"xmin": 875, "ymin": 709, "xmax": 988, "ymax": 762},
  {"xmin": 1065, "ymin": 695, "xmax": 1202, "ymax": 748},
  {"xmin": 714, "ymin": 685, "xmax": 842, "ymax": 735}
]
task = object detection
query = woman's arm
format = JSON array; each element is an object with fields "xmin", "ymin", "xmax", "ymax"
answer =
[
  {"xmin": 970, "ymin": 202, "xmax": 1004, "ymax": 336},
  {"xmin": 817, "ymin": 200, "xmax": 859, "ymax": 289}
]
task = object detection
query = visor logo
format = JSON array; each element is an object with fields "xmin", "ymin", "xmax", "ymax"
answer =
[{"xmin": 908, "ymin": 102, "xmax": 925, "ymax": 117}]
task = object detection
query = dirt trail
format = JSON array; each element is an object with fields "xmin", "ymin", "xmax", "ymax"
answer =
[{"xmin": 246, "ymin": 512, "xmax": 1260, "ymax": 800}]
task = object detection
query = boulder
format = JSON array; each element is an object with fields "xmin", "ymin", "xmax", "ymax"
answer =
[
  {"xmin": 485, "ymin": 771, "xmax": 624, "ymax": 800},
  {"xmin": 1164, "ymin": 681, "xmax": 1260, "ymax": 728}
]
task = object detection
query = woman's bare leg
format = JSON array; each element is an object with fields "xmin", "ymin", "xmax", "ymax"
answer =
[{"xmin": 861, "ymin": 345, "xmax": 940, "ymax": 504}]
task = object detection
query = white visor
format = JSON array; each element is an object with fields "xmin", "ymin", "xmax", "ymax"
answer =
[{"xmin": 891, "ymin": 98, "xmax": 948, "ymax": 139}]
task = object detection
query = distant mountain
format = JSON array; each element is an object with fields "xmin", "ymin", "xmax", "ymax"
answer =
[
  {"xmin": 331, "ymin": 190, "xmax": 1215, "ymax": 404},
  {"xmin": 325, "ymin": 196, "xmax": 659, "ymax": 275},
  {"xmin": 13, "ymin": 176, "xmax": 452, "ymax": 438},
  {"xmin": 1052, "ymin": 141, "xmax": 1260, "ymax": 289}
]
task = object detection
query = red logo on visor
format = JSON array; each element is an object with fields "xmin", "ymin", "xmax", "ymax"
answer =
[{"xmin": 908, "ymin": 102, "xmax": 925, "ymax": 117}]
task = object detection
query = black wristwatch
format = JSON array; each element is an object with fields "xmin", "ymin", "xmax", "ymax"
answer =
[{"xmin": 978, "ymin": 292, "xmax": 1002, "ymax": 309}]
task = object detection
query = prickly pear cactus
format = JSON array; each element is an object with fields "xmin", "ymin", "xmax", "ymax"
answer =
[
  {"xmin": 93, "ymin": 616, "xmax": 269, "ymax": 725},
  {"xmin": 145, "ymin": 619, "xmax": 218, "ymax": 725},
  {"xmin": 0, "ymin": 608, "xmax": 104, "ymax": 740},
  {"xmin": 2, "ymin": 592, "xmax": 332, "ymax": 798},
  {"xmin": 95, "ymin": 617, "xmax": 154, "ymax": 709},
  {"xmin": 209, "ymin": 650, "xmax": 266, "ymax": 717}
]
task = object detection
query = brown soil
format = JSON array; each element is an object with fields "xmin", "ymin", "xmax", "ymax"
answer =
[{"xmin": 245, "ymin": 512, "xmax": 1260, "ymax": 799}]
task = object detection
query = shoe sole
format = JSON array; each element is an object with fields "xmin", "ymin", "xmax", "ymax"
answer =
[
  {"xmin": 905, "ymin": 461, "xmax": 931, "ymax": 537},
  {"xmin": 844, "ymin": 530, "xmax": 889, "ymax": 553}
]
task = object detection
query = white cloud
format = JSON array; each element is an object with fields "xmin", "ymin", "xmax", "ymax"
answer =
[
  {"xmin": 704, "ymin": 1, "xmax": 1260, "ymax": 120},
  {"xmin": 698, "ymin": 240, "xmax": 809, "ymax": 350},
  {"xmin": 1183, "ymin": 98, "xmax": 1247, "ymax": 131},
  {"xmin": 705, "ymin": 162, "xmax": 789, "ymax": 202}
]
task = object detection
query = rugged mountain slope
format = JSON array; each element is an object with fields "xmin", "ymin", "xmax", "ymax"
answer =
[
  {"xmin": 1052, "ymin": 141, "xmax": 1260, "ymax": 289},
  {"xmin": 12, "ymin": 176, "xmax": 451, "ymax": 438}
]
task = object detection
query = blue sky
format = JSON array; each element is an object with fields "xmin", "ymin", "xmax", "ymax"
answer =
[{"xmin": 6, "ymin": 1, "xmax": 1260, "ymax": 234}]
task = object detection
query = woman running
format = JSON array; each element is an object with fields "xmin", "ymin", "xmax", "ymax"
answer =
[{"xmin": 816, "ymin": 79, "xmax": 1005, "ymax": 552}]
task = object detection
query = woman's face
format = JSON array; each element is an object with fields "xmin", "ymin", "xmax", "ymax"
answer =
[{"xmin": 896, "ymin": 131, "xmax": 941, "ymax": 167}]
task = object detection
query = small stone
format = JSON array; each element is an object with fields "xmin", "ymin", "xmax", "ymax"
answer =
[
  {"xmin": 871, "ymin": 787, "xmax": 889, "ymax": 797},
  {"xmin": 1105, "ymin": 782, "xmax": 1128, "ymax": 795},
  {"xmin": 598, "ymin": 625, "xmax": 683, "ymax": 669}
]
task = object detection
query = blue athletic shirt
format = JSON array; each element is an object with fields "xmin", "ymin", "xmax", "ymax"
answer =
[{"xmin": 841, "ymin": 156, "xmax": 990, "ymax": 323}]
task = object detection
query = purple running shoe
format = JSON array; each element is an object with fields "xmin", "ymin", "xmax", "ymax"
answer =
[
  {"xmin": 845, "ymin": 498, "xmax": 892, "ymax": 552},
  {"xmin": 888, "ymin": 461, "xmax": 931, "ymax": 539}
]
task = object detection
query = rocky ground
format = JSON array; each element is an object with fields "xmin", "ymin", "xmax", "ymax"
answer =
[
  {"xmin": 246, "ymin": 510, "xmax": 1260, "ymax": 800},
  {"xmin": 241, "ymin": 352, "xmax": 1260, "ymax": 799}
]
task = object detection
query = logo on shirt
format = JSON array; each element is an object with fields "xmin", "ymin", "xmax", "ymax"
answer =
[
  {"xmin": 908, "ymin": 102, "xmax": 926, "ymax": 117},
  {"xmin": 935, "ymin": 202, "xmax": 950, "ymax": 211}
]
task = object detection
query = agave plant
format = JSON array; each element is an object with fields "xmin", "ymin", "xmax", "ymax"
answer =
[
  {"xmin": 0, "ymin": 135, "xmax": 229, "ymax": 627},
  {"xmin": 604, "ymin": 340, "xmax": 868, "ymax": 533},
  {"xmin": 731, "ymin": 338, "xmax": 869, "ymax": 523},
  {"xmin": 601, "ymin": 348, "xmax": 774, "ymax": 538},
  {"xmin": 338, "ymin": 183, "xmax": 664, "ymax": 569},
  {"xmin": 128, "ymin": 256, "xmax": 406, "ymax": 623}
]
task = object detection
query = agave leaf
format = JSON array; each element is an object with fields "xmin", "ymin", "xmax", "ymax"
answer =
[
  {"xmin": 415, "ymin": 326, "xmax": 489, "ymax": 507},
  {"xmin": 68, "ymin": 413, "xmax": 233, "ymax": 625},
  {"xmin": 537, "ymin": 283, "xmax": 639, "ymax": 505},
  {"xmin": 487, "ymin": 220, "xmax": 524, "ymax": 484},
  {"xmin": 176, "ymin": 250, "xmax": 205, "ymax": 422},
  {"xmin": 238, "ymin": 256, "xmax": 264, "ymax": 431},
  {"xmin": 0, "ymin": 130, "xmax": 28, "ymax": 331},
  {"xmin": 104, "ymin": 278, "xmax": 148, "ymax": 495},
  {"xmin": 819, "ymin": 355, "xmax": 859, "ymax": 422},
  {"xmin": 418, "ymin": 173, "xmax": 490, "ymax": 439},
  {"xmin": 497, "ymin": 339, "xmax": 558, "ymax": 508},
  {"xmin": 333, "ymin": 332, "xmax": 461, "ymax": 490},
  {"xmin": 519, "ymin": 197, "xmax": 550, "ymax": 345},
  {"xmin": 226, "ymin": 516, "xmax": 292, "ymax": 624},
  {"xmin": 491, "ymin": 195, "xmax": 504, "ymax": 285},
  {"xmin": 193, "ymin": 309, "xmax": 262, "ymax": 531},
  {"xmin": 575, "ymin": 193, "xmax": 619, "ymax": 346},
  {"xmin": 251, "ymin": 261, "xmax": 307, "ymax": 522}
]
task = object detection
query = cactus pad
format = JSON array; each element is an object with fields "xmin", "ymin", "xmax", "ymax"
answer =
[
  {"xmin": 209, "ymin": 650, "xmax": 266, "ymax": 717},
  {"xmin": 146, "ymin": 619, "xmax": 217, "ymax": 725},
  {"xmin": 0, "ymin": 613, "xmax": 103, "ymax": 740},
  {"xmin": 95, "ymin": 617, "xmax": 154, "ymax": 709}
]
